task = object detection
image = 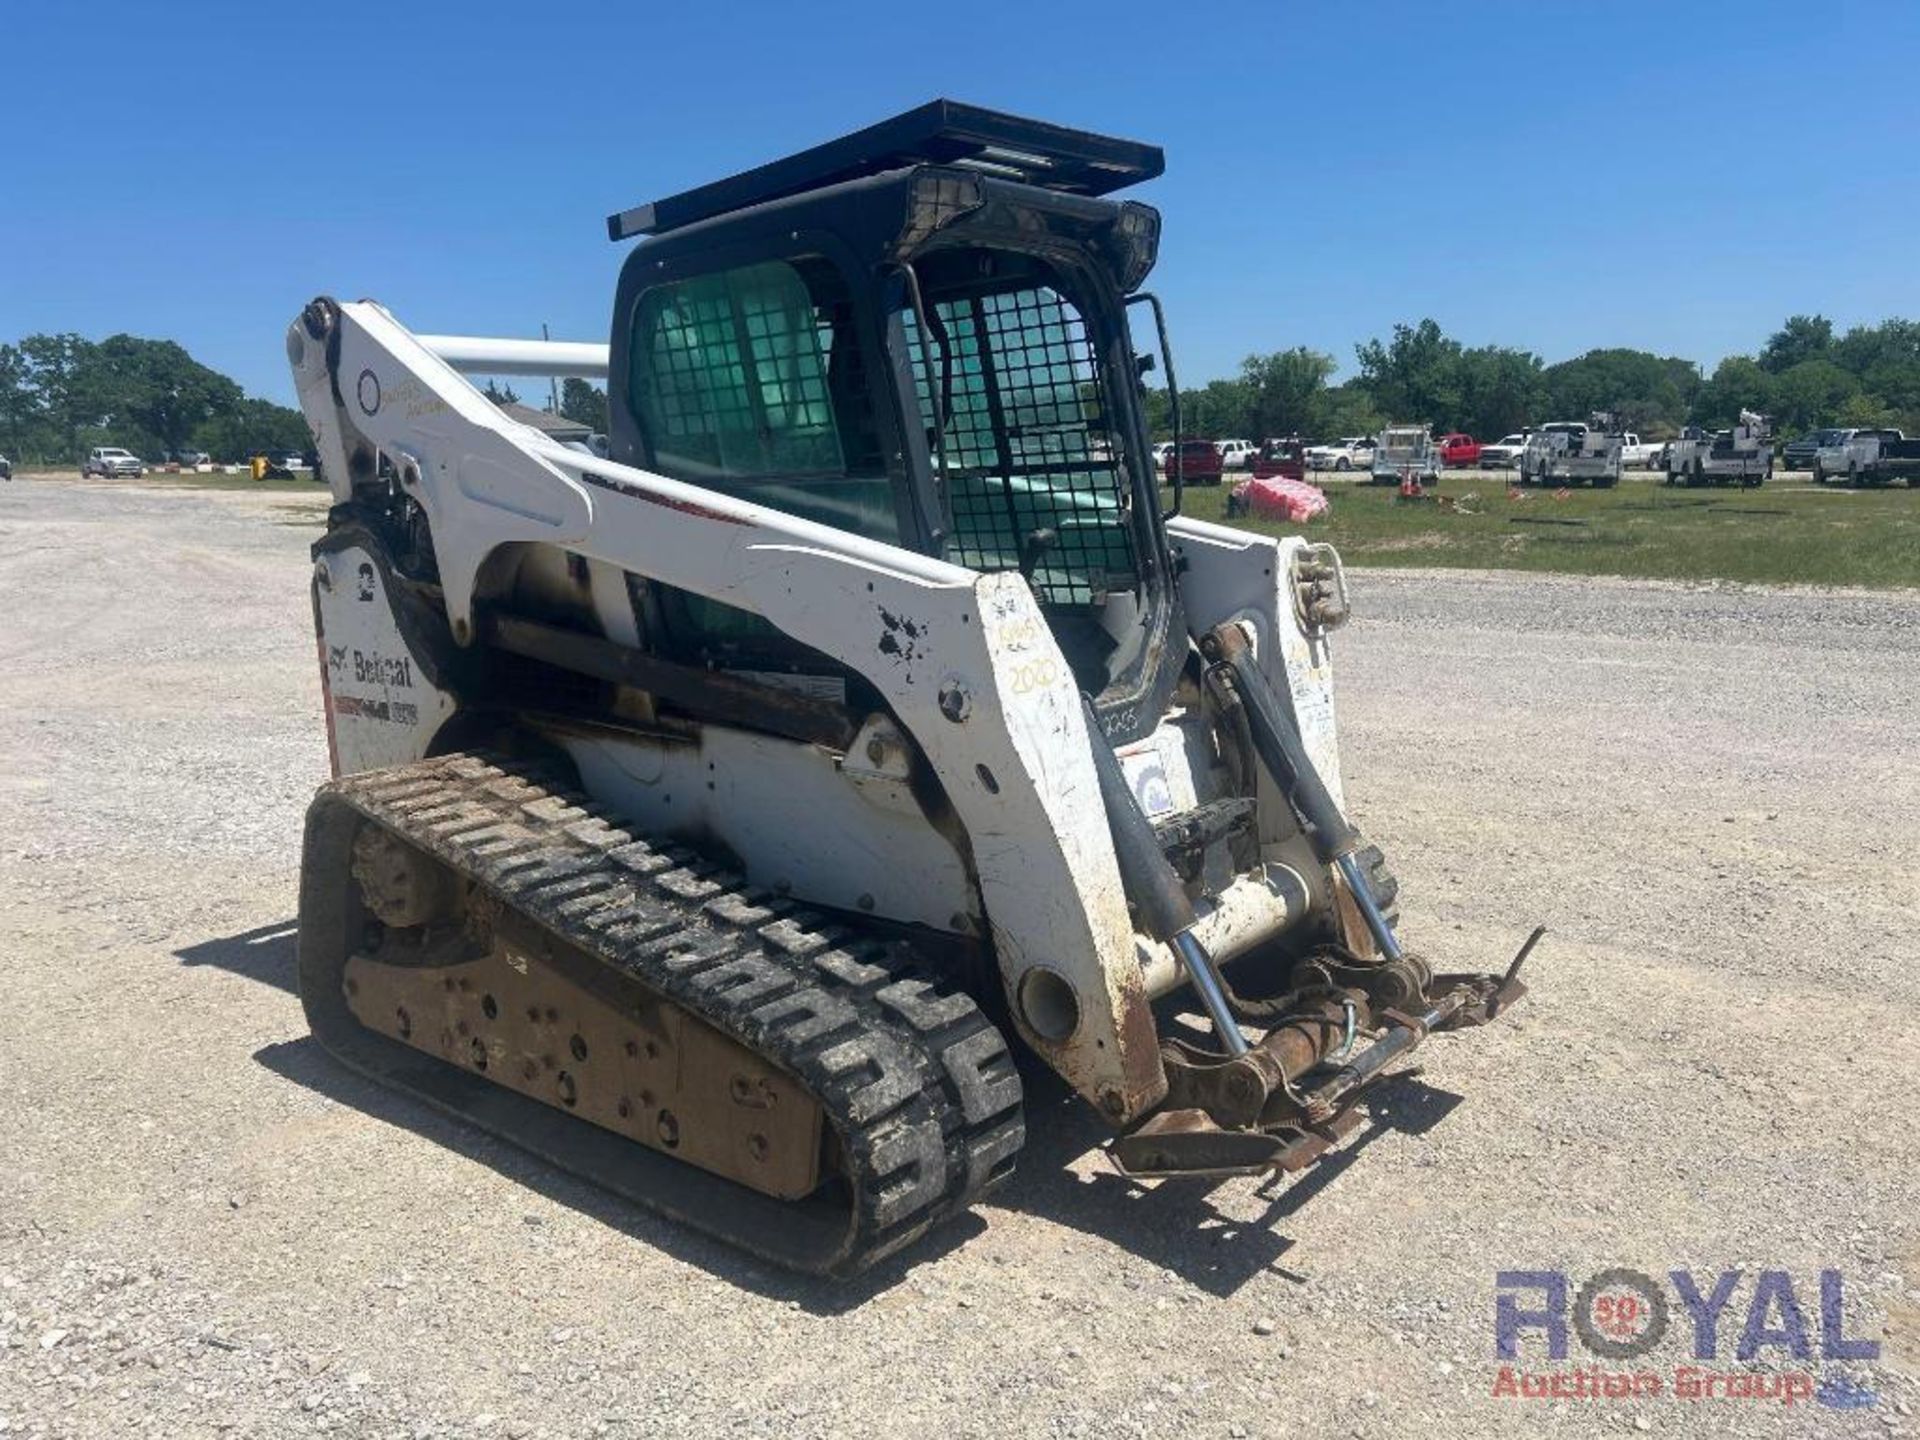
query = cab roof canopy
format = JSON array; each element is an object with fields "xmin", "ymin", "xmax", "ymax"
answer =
[{"xmin": 607, "ymin": 99, "xmax": 1164, "ymax": 242}]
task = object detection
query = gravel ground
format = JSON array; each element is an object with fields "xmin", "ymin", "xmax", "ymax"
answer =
[{"xmin": 2, "ymin": 476, "xmax": 1916, "ymax": 1439}]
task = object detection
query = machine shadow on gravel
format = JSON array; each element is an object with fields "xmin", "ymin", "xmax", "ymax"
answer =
[
  {"xmin": 995, "ymin": 1067, "xmax": 1464, "ymax": 1297},
  {"xmin": 250, "ymin": 1032, "xmax": 985, "ymax": 1314},
  {"xmin": 176, "ymin": 921, "xmax": 299, "ymax": 994}
]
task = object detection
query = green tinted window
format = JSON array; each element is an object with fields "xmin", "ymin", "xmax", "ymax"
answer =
[{"xmin": 629, "ymin": 259, "xmax": 897, "ymax": 543}]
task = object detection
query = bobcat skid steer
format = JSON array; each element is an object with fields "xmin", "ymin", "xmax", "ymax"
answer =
[{"xmin": 289, "ymin": 100, "xmax": 1533, "ymax": 1276}]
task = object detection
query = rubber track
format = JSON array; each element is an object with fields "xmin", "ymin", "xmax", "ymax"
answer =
[{"xmin": 305, "ymin": 752, "xmax": 1024, "ymax": 1275}]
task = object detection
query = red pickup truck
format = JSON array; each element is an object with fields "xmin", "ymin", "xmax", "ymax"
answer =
[
  {"xmin": 1436, "ymin": 433, "xmax": 1481, "ymax": 468},
  {"xmin": 1249, "ymin": 437, "xmax": 1306, "ymax": 481},
  {"xmin": 1162, "ymin": 438, "xmax": 1224, "ymax": 487}
]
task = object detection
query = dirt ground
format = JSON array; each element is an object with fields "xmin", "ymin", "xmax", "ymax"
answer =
[{"xmin": 2, "ymin": 476, "xmax": 1917, "ymax": 1439}]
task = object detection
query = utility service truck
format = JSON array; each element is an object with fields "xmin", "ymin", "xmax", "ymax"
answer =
[
  {"xmin": 1519, "ymin": 413, "xmax": 1623, "ymax": 487},
  {"xmin": 1370, "ymin": 425, "xmax": 1440, "ymax": 486},
  {"xmin": 1665, "ymin": 411, "xmax": 1772, "ymax": 488},
  {"xmin": 284, "ymin": 101, "xmax": 1531, "ymax": 1277}
]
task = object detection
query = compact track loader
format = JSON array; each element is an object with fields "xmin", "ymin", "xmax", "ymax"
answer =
[{"xmin": 289, "ymin": 100, "xmax": 1531, "ymax": 1276}]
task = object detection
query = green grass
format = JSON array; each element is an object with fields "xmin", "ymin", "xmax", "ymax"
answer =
[{"xmin": 1173, "ymin": 474, "xmax": 1920, "ymax": 588}]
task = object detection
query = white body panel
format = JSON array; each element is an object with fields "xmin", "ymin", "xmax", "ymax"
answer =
[
  {"xmin": 559, "ymin": 726, "xmax": 976, "ymax": 935},
  {"xmin": 1167, "ymin": 518, "xmax": 1345, "ymax": 811},
  {"xmin": 312, "ymin": 542, "xmax": 458, "ymax": 774},
  {"xmin": 1815, "ymin": 439, "xmax": 1861, "ymax": 472},
  {"xmin": 1812, "ymin": 430, "xmax": 1861, "ymax": 474}
]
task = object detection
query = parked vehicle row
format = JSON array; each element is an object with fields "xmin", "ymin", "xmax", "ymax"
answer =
[
  {"xmin": 1153, "ymin": 420, "xmax": 1920, "ymax": 491},
  {"xmin": 67, "ymin": 445, "xmax": 319, "ymax": 477},
  {"xmin": 1165, "ymin": 428, "xmax": 1597, "ymax": 478}
]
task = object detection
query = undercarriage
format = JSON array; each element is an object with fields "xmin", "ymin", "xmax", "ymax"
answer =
[{"xmin": 302, "ymin": 753, "xmax": 1022, "ymax": 1275}]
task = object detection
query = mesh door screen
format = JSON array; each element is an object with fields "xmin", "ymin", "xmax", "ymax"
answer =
[
  {"xmin": 907, "ymin": 286, "xmax": 1136, "ymax": 606},
  {"xmin": 630, "ymin": 259, "xmax": 898, "ymax": 542}
]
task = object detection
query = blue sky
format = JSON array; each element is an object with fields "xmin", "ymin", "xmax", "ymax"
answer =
[{"xmin": 3, "ymin": 0, "xmax": 1916, "ymax": 404}]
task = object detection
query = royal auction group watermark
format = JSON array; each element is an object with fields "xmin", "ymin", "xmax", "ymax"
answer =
[{"xmin": 1492, "ymin": 1267, "xmax": 1881, "ymax": 1410}]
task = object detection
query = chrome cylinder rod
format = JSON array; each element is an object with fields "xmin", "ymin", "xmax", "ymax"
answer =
[
  {"xmin": 1334, "ymin": 850, "xmax": 1405, "ymax": 964},
  {"xmin": 1171, "ymin": 930, "xmax": 1250, "ymax": 1057}
]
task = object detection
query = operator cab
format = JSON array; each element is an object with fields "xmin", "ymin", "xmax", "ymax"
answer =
[{"xmin": 604, "ymin": 101, "xmax": 1184, "ymax": 742}]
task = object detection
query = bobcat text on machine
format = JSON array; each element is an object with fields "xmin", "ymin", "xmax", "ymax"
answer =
[{"xmin": 287, "ymin": 100, "xmax": 1534, "ymax": 1276}]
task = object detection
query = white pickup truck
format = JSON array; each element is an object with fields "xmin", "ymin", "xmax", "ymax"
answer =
[
  {"xmin": 1618, "ymin": 433, "xmax": 1660, "ymax": 468},
  {"xmin": 1214, "ymin": 438, "xmax": 1257, "ymax": 471},
  {"xmin": 1477, "ymin": 433, "xmax": 1529, "ymax": 468},
  {"xmin": 81, "ymin": 446, "xmax": 146, "ymax": 478},
  {"xmin": 1305, "ymin": 436, "xmax": 1375, "ymax": 472},
  {"xmin": 1814, "ymin": 428, "xmax": 1920, "ymax": 487}
]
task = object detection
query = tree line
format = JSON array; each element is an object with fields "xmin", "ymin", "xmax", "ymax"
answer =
[
  {"xmin": 0, "ymin": 330, "xmax": 620, "ymax": 467},
  {"xmin": 1145, "ymin": 314, "xmax": 1920, "ymax": 444},
  {"xmin": 0, "ymin": 333, "xmax": 315, "ymax": 464}
]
